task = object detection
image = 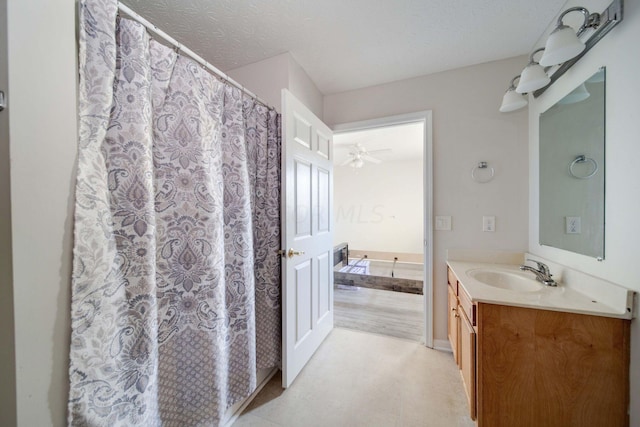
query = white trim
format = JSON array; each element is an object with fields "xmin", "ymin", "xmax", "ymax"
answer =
[
  {"xmin": 223, "ymin": 367, "xmax": 279, "ymax": 427},
  {"xmin": 423, "ymin": 111, "xmax": 434, "ymax": 349},
  {"xmin": 433, "ymin": 339, "xmax": 452, "ymax": 353},
  {"xmin": 332, "ymin": 111, "xmax": 434, "ymax": 133},
  {"xmin": 332, "ymin": 110, "xmax": 435, "ymax": 348}
]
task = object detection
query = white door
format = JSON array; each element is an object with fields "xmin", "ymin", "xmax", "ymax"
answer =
[{"xmin": 281, "ymin": 89, "xmax": 334, "ymax": 388}]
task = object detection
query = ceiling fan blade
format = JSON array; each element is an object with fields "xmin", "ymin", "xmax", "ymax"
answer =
[
  {"xmin": 339, "ymin": 158, "xmax": 354, "ymax": 166},
  {"xmin": 362, "ymin": 154, "xmax": 382, "ymax": 164},
  {"xmin": 366, "ymin": 148, "xmax": 392, "ymax": 154}
]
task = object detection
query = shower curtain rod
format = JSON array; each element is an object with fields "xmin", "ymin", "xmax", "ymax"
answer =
[{"xmin": 117, "ymin": 2, "xmax": 273, "ymax": 110}]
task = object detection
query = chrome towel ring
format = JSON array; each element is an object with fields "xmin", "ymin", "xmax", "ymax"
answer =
[
  {"xmin": 471, "ymin": 161, "xmax": 495, "ymax": 183},
  {"xmin": 569, "ymin": 155, "xmax": 598, "ymax": 179}
]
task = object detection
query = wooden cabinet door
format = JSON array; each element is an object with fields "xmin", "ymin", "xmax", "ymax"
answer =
[
  {"xmin": 447, "ymin": 284, "xmax": 459, "ymax": 365},
  {"xmin": 459, "ymin": 309, "xmax": 476, "ymax": 420}
]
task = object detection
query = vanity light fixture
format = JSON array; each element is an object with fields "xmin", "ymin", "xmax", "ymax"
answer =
[
  {"xmin": 516, "ymin": 48, "xmax": 550, "ymax": 93},
  {"xmin": 557, "ymin": 82, "xmax": 590, "ymax": 105},
  {"xmin": 499, "ymin": 0, "xmax": 623, "ymax": 112},
  {"xmin": 538, "ymin": 7, "xmax": 601, "ymax": 66},
  {"xmin": 586, "ymin": 69, "xmax": 605, "ymax": 83},
  {"xmin": 499, "ymin": 75, "xmax": 528, "ymax": 113}
]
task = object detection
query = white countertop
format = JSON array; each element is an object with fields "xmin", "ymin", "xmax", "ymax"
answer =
[{"xmin": 447, "ymin": 260, "xmax": 634, "ymax": 320}]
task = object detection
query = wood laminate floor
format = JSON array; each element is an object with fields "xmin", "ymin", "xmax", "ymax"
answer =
[{"xmin": 334, "ymin": 286, "xmax": 423, "ymax": 342}]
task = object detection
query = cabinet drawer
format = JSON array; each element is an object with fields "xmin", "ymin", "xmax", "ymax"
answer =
[
  {"xmin": 447, "ymin": 267, "xmax": 458, "ymax": 295},
  {"xmin": 458, "ymin": 285, "xmax": 476, "ymax": 326}
]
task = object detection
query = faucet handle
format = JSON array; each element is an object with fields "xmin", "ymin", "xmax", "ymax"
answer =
[{"xmin": 525, "ymin": 259, "xmax": 551, "ymax": 276}]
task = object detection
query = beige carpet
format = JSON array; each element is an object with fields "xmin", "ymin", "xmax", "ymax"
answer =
[{"xmin": 234, "ymin": 328, "xmax": 475, "ymax": 427}]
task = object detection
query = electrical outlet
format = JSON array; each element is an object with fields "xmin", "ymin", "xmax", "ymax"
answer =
[
  {"xmin": 566, "ymin": 216, "xmax": 581, "ymax": 234},
  {"xmin": 483, "ymin": 216, "xmax": 495, "ymax": 232},
  {"xmin": 435, "ymin": 215, "xmax": 452, "ymax": 231}
]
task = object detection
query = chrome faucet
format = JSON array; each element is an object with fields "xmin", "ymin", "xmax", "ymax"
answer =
[{"xmin": 520, "ymin": 259, "xmax": 557, "ymax": 287}]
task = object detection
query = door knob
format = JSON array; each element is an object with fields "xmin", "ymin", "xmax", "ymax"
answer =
[
  {"xmin": 278, "ymin": 248, "xmax": 305, "ymax": 258},
  {"xmin": 0, "ymin": 91, "xmax": 5, "ymax": 112},
  {"xmin": 288, "ymin": 249, "xmax": 305, "ymax": 258}
]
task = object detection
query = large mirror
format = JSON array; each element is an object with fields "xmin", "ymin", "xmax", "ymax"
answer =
[{"xmin": 539, "ymin": 68, "xmax": 605, "ymax": 259}]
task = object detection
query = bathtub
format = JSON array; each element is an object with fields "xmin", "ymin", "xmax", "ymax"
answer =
[{"xmin": 333, "ymin": 256, "xmax": 424, "ymax": 295}]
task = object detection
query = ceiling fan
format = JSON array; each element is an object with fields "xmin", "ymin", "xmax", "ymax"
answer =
[{"xmin": 339, "ymin": 143, "xmax": 391, "ymax": 168}]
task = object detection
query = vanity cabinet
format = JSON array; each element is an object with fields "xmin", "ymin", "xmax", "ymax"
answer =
[
  {"xmin": 447, "ymin": 283, "xmax": 459, "ymax": 364},
  {"xmin": 458, "ymin": 304, "xmax": 476, "ymax": 419},
  {"xmin": 447, "ymin": 266, "xmax": 630, "ymax": 427},
  {"xmin": 447, "ymin": 269, "xmax": 476, "ymax": 420}
]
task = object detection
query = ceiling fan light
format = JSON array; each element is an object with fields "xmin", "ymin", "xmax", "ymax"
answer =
[
  {"xmin": 350, "ymin": 158, "xmax": 364, "ymax": 168},
  {"xmin": 516, "ymin": 63, "xmax": 550, "ymax": 93},
  {"xmin": 539, "ymin": 25, "xmax": 585, "ymax": 66}
]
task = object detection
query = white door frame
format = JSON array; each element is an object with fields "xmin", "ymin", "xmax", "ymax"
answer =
[{"xmin": 332, "ymin": 111, "xmax": 434, "ymax": 348}]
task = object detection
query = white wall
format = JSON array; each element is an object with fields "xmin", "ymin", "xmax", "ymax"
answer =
[
  {"xmin": 287, "ymin": 54, "xmax": 324, "ymax": 119},
  {"xmin": 0, "ymin": 0, "xmax": 16, "ymax": 425},
  {"xmin": 228, "ymin": 52, "xmax": 324, "ymax": 119},
  {"xmin": 324, "ymin": 56, "xmax": 530, "ymax": 343},
  {"xmin": 527, "ymin": 0, "xmax": 640, "ymax": 423},
  {"xmin": 334, "ymin": 159, "xmax": 423, "ymax": 254},
  {"xmin": 227, "ymin": 53, "xmax": 290, "ymax": 112},
  {"xmin": 7, "ymin": 0, "xmax": 77, "ymax": 425}
]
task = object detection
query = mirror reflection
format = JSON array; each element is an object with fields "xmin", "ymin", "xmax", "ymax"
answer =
[{"xmin": 539, "ymin": 68, "xmax": 605, "ymax": 259}]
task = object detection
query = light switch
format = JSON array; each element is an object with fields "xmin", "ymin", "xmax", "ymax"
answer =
[
  {"xmin": 566, "ymin": 216, "xmax": 581, "ymax": 234},
  {"xmin": 483, "ymin": 216, "xmax": 495, "ymax": 232},
  {"xmin": 435, "ymin": 215, "xmax": 452, "ymax": 231}
]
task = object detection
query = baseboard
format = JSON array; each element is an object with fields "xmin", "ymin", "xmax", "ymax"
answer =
[
  {"xmin": 223, "ymin": 367, "xmax": 279, "ymax": 427},
  {"xmin": 433, "ymin": 339, "xmax": 452, "ymax": 352}
]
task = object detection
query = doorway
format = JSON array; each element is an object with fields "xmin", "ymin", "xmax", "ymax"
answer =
[{"xmin": 332, "ymin": 112, "xmax": 433, "ymax": 347}]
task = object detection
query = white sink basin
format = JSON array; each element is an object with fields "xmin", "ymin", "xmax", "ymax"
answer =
[{"xmin": 467, "ymin": 268, "xmax": 542, "ymax": 292}]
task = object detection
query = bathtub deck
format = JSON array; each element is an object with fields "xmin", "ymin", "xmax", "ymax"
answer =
[
  {"xmin": 334, "ymin": 286, "xmax": 424, "ymax": 341},
  {"xmin": 334, "ymin": 271, "xmax": 423, "ymax": 294},
  {"xmin": 334, "ymin": 258, "xmax": 424, "ymax": 294}
]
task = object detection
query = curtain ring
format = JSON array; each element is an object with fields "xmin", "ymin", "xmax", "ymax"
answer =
[
  {"xmin": 471, "ymin": 161, "xmax": 495, "ymax": 183},
  {"xmin": 569, "ymin": 155, "xmax": 598, "ymax": 179}
]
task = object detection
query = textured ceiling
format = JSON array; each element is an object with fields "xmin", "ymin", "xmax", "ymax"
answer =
[{"xmin": 121, "ymin": 0, "xmax": 567, "ymax": 94}]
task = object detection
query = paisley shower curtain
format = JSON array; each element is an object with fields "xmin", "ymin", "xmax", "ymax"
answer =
[{"xmin": 69, "ymin": 0, "xmax": 281, "ymax": 425}]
